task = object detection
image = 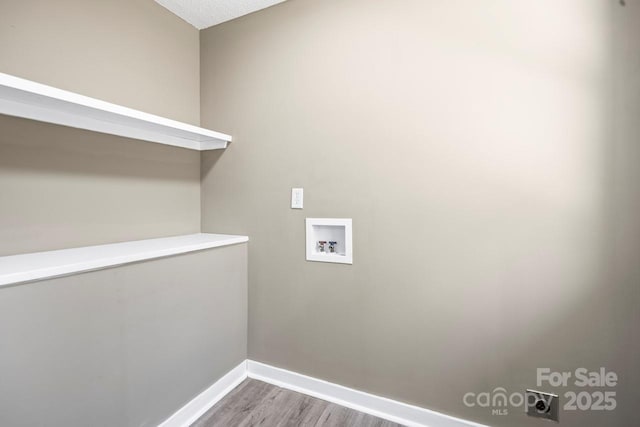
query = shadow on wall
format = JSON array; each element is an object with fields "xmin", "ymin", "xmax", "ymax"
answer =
[
  {"xmin": 0, "ymin": 114, "xmax": 198, "ymax": 181},
  {"xmin": 0, "ymin": 114, "xmax": 201, "ymax": 256},
  {"xmin": 201, "ymin": 148, "xmax": 225, "ymax": 179}
]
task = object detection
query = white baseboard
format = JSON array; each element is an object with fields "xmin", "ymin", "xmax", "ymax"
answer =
[
  {"xmin": 246, "ymin": 360, "xmax": 488, "ymax": 427},
  {"xmin": 159, "ymin": 360, "xmax": 247, "ymax": 427},
  {"xmin": 158, "ymin": 359, "xmax": 487, "ymax": 427}
]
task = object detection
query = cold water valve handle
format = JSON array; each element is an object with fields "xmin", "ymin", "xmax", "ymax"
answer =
[{"xmin": 328, "ymin": 241, "xmax": 337, "ymax": 253}]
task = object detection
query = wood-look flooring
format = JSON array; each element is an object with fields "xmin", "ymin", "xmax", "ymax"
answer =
[{"xmin": 191, "ymin": 379, "xmax": 404, "ymax": 427}]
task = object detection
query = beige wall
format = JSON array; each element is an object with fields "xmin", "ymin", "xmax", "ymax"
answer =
[
  {"xmin": 0, "ymin": 0, "xmax": 202, "ymax": 255},
  {"xmin": 0, "ymin": 116, "xmax": 201, "ymax": 255},
  {"xmin": 0, "ymin": 0, "xmax": 200, "ymax": 124},
  {"xmin": 200, "ymin": 1, "xmax": 639, "ymax": 426},
  {"xmin": 0, "ymin": 244, "xmax": 248, "ymax": 427}
]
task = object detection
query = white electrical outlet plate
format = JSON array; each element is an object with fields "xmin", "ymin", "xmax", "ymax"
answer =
[{"xmin": 291, "ymin": 188, "xmax": 303, "ymax": 209}]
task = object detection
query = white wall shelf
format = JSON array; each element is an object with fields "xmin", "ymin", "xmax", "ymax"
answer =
[
  {"xmin": 0, "ymin": 72, "xmax": 232, "ymax": 151},
  {"xmin": 0, "ymin": 233, "xmax": 248, "ymax": 287}
]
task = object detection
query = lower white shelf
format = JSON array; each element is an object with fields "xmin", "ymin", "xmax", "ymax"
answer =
[{"xmin": 0, "ymin": 233, "xmax": 249, "ymax": 287}]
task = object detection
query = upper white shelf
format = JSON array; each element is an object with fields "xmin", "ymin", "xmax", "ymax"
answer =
[
  {"xmin": 0, "ymin": 233, "xmax": 248, "ymax": 287},
  {"xmin": 0, "ymin": 72, "xmax": 232, "ymax": 150}
]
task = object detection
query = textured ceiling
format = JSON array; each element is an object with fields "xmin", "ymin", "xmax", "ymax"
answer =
[{"xmin": 155, "ymin": 0, "xmax": 288, "ymax": 29}]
